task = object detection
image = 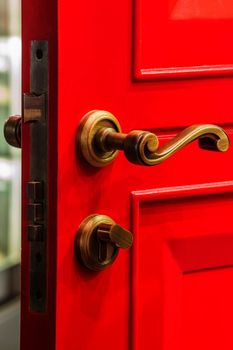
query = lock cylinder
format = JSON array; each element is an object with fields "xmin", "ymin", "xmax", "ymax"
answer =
[{"xmin": 75, "ymin": 214, "xmax": 133, "ymax": 271}]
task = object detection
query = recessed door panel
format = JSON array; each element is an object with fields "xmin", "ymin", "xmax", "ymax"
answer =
[
  {"xmin": 134, "ymin": 0, "xmax": 233, "ymax": 79},
  {"xmin": 131, "ymin": 182, "xmax": 233, "ymax": 349},
  {"xmin": 182, "ymin": 268, "xmax": 233, "ymax": 350}
]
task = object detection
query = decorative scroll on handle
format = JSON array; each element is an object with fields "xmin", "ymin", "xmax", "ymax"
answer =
[{"xmin": 77, "ymin": 110, "xmax": 230, "ymax": 167}]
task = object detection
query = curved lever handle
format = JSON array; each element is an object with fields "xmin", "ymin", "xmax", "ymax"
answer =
[{"xmin": 77, "ymin": 110, "xmax": 230, "ymax": 167}]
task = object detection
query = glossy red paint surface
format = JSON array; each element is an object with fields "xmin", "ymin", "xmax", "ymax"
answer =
[
  {"xmin": 134, "ymin": 0, "xmax": 233, "ymax": 79},
  {"xmin": 22, "ymin": 0, "xmax": 233, "ymax": 349},
  {"xmin": 131, "ymin": 182, "xmax": 233, "ymax": 349}
]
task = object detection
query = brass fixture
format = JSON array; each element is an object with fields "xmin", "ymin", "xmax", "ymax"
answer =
[
  {"xmin": 75, "ymin": 214, "xmax": 133, "ymax": 271},
  {"xmin": 4, "ymin": 115, "xmax": 22, "ymax": 148},
  {"xmin": 76, "ymin": 110, "xmax": 230, "ymax": 167},
  {"xmin": 4, "ymin": 93, "xmax": 46, "ymax": 149}
]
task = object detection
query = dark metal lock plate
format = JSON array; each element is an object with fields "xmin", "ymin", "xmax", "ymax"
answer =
[{"xmin": 27, "ymin": 41, "xmax": 48, "ymax": 313}]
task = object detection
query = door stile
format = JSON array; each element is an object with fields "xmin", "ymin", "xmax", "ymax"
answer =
[{"xmin": 21, "ymin": 0, "xmax": 58, "ymax": 349}]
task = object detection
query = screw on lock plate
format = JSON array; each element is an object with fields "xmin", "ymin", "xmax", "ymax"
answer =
[{"xmin": 74, "ymin": 214, "xmax": 133, "ymax": 271}]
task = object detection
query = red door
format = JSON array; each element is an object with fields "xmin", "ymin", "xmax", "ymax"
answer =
[{"xmin": 19, "ymin": 0, "xmax": 233, "ymax": 349}]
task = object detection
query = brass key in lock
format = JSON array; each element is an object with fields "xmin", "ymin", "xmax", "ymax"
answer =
[{"xmin": 75, "ymin": 214, "xmax": 133, "ymax": 271}]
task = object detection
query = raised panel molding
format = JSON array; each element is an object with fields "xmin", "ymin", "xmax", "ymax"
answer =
[
  {"xmin": 134, "ymin": 0, "xmax": 233, "ymax": 80},
  {"xmin": 130, "ymin": 181, "xmax": 233, "ymax": 349}
]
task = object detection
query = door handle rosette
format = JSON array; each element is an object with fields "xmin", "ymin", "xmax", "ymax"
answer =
[{"xmin": 76, "ymin": 110, "xmax": 230, "ymax": 167}]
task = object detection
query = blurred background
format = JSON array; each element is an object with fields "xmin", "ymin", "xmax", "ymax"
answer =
[{"xmin": 0, "ymin": 0, "xmax": 21, "ymax": 349}]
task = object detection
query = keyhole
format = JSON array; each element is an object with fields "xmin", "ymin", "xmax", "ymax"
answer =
[
  {"xmin": 98, "ymin": 240, "xmax": 108, "ymax": 263},
  {"xmin": 35, "ymin": 49, "xmax": 43, "ymax": 60}
]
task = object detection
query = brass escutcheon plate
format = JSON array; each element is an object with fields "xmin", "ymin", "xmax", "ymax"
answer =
[
  {"xmin": 76, "ymin": 110, "xmax": 121, "ymax": 167},
  {"xmin": 75, "ymin": 214, "xmax": 119, "ymax": 271}
]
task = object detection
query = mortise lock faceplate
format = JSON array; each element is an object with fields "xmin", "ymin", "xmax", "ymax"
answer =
[
  {"xmin": 26, "ymin": 41, "xmax": 49, "ymax": 313},
  {"xmin": 4, "ymin": 41, "xmax": 49, "ymax": 313}
]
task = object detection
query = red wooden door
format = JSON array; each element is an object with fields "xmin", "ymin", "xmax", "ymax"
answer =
[{"xmin": 21, "ymin": 0, "xmax": 233, "ymax": 349}]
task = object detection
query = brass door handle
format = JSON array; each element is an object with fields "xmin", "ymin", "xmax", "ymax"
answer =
[
  {"xmin": 4, "ymin": 115, "xmax": 22, "ymax": 148},
  {"xmin": 75, "ymin": 214, "xmax": 133, "ymax": 271},
  {"xmin": 77, "ymin": 110, "xmax": 230, "ymax": 167}
]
